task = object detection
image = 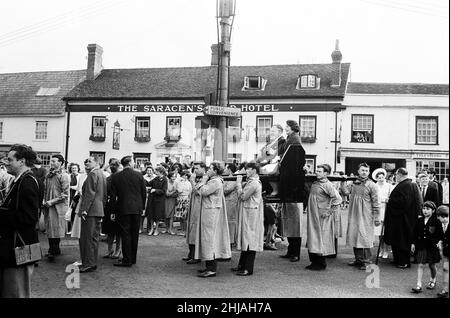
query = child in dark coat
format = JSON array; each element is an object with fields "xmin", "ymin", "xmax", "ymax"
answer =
[
  {"xmin": 436, "ymin": 205, "xmax": 449, "ymax": 298},
  {"xmin": 411, "ymin": 201, "xmax": 444, "ymax": 293}
]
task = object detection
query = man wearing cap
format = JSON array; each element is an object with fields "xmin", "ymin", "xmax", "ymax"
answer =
[
  {"xmin": 384, "ymin": 168, "xmax": 423, "ymax": 268},
  {"xmin": 43, "ymin": 154, "xmax": 70, "ymax": 261}
]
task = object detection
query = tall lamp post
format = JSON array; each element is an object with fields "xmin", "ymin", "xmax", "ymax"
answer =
[{"xmin": 213, "ymin": 0, "xmax": 236, "ymax": 162}]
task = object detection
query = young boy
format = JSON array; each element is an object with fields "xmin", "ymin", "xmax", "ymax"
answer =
[{"xmin": 437, "ymin": 205, "xmax": 449, "ymax": 298}]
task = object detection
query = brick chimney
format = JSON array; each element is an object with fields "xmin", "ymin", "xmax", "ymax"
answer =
[
  {"xmin": 86, "ymin": 44, "xmax": 103, "ymax": 81},
  {"xmin": 331, "ymin": 40, "xmax": 342, "ymax": 87},
  {"xmin": 211, "ymin": 44, "xmax": 219, "ymax": 66}
]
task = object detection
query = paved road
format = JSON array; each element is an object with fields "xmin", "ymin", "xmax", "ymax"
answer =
[{"xmin": 31, "ymin": 209, "xmax": 447, "ymax": 298}]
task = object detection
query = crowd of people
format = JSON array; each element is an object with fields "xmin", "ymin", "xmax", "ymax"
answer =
[{"xmin": 0, "ymin": 119, "xmax": 448, "ymax": 298}]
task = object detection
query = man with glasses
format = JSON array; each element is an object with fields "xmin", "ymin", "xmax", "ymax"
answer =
[
  {"xmin": 77, "ymin": 157, "xmax": 107, "ymax": 273},
  {"xmin": 384, "ymin": 168, "xmax": 423, "ymax": 269}
]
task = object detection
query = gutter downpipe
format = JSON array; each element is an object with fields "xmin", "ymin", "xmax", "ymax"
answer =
[{"xmin": 64, "ymin": 100, "xmax": 70, "ymax": 167}]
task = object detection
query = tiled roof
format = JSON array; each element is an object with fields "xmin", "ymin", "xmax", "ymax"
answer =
[
  {"xmin": 65, "ymin": 63, "xmax": 350, "ymax": 100},
  {"xmin": 347, "ymin": 82, "xmax": 449, "ymax": 95},
  {"xmin": 0, "ymin": 70, "xmax": 86, "ymax": 115}
]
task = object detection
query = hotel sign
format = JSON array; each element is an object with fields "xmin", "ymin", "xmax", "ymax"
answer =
[{"xmin": 69, "ymin": 103, "xmax": 344, "ymax": 112}]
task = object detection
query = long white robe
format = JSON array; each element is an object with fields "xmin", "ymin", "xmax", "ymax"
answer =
[
  {"xmin": 194, "ymin": 176, "xmax": 231, "ymax": 261},
  {"xmin": 345, "ymin": 178, "xmax": 380, "ymax": 248},
  {"xmin": 307, "ymin": 179, "xmax": 342, "ymax": 255},
  {"xmin": 236, "ymin": 176, "xmax": 264, "ymax": 252}
]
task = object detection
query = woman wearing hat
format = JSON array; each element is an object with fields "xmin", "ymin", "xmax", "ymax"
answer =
[{"xmin": 372, "ymin": 168, "xmax": 394, "ymax": 259}]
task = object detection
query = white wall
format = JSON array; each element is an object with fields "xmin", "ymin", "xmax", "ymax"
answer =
[
  {"xmin": 341, "ymin": 94, "xmax": 449, "ymax": 151},
  {"xmin": 337, "ymin": 93, "xmax": 449, "ymax": 176},
  {"xmin": 0, "ymin": 115, "xmax": 66, "ymax": 154},
  {"xmin": 68, "ymin": 108, "xmax": 339, "ymax": 170}
]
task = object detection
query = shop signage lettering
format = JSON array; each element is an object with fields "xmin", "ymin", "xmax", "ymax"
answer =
[
  {"xmin": 114, "ymin": 104, "xmax": 280, "ymax": 112},
  {"xmin": 413, "ymin": 153, "xmax": 449, "ymax": 159},
  {"xmin": 70, "ymin": 103, "xmax": 341, "ymax": 112}
]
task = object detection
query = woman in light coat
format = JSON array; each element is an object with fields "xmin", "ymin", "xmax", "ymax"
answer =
[
  {"xmin": 183, "ymin": 163, "xmax": 206, "ymax": 263},
  {"xmin": 372, "ymin": 168, "xmax": 394, "ymax": 259},
  {"xmin": 194, "ymin": 162, "xmax": 231, "ymax": 277},
  {"xmin": 223, "ymin": 163, "xmax": 239, "ymax": 248},
  {"xmin": 43, "ymin": 155, "xmax": 70, "ymax": 259},
  {"xmin": 233, "ymin": 162, "xmax": 264, "ymax": 276}
]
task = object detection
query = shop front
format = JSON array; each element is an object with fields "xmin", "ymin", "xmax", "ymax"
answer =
[
  {"xmin": 340, "ymin": 147, "xmax": 411, "ymax": 178},
  {"xmin": 413, "ymin": 151, "xmax": 449, "ymax": 181}
]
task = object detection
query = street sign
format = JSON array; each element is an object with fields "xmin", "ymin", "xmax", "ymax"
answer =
[{"xmin": 203, "ymin": 105, "xmax": 241, "ymax": 117}]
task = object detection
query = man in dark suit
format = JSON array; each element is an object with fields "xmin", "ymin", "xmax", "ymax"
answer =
[
  {"xmin": 384, "ymin": 168, "xmax": 423, "ymax": 268},
  {"xmin": 419, "ymin": 172, "xmax": 439, "ymax": 208},
  {"xmin": 0, "ymin": 144, "xmax": 40, "ymax": 298},
  {"xmin": 111, "ymin": 156, "xmax": 146, "ymax": 267},
  {"xmin": 428, "ymin": 169, "xmax": 443, "ymax": 206},
  {"xmin": 78, "ymin": 156, "xmax": 107, "ymax": 273}
]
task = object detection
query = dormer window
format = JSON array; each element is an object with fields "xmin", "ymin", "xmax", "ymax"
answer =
[
  {"xmin": 36, "ymin": 87, "xmax": 61, "ymax": 96},
  {"xmin": 297, "ymin": 75, "xmax": 319, "ymax": 89},
  {"xmin": 243, "ymin": 76, "xmax": 267, "ymax": 91}
]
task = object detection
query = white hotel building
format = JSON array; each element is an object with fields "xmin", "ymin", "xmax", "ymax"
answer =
[
  {"xmin": 2, "ymin": 43, "xmax": 448, "ymax": 180},
  {"xmin": 63, "ymin": 43, "xmax": 350, "ymax": 172}
]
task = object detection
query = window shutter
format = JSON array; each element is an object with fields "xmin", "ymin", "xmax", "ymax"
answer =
[{"xmin": 243, "ymin": 77, "xmax": 249, "ymax": 89}]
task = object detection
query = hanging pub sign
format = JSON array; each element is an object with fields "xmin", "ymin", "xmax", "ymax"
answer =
[{"xmin": 112, "ymin": 120, "xmax": 120, "ymax": 150}]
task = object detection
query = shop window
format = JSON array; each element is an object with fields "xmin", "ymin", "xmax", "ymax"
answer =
[
  {"xmin": 416, "ymin": 160, "xmax": 449, "ymax": 182},
  {"xmin": 133, "ymin": 153, "xmax": 151, "ymax": 170},
  {"xmin": 228, "ymin": 117, "xmax": 242, "ymax": 142},
  {"xmin": 299, "ymin": 116, "xmax": 316, "ymax": 143},
  {"xmin": 416, "ymin": 117, "xmax": 438, "ymax": 145},
  {"xmin": 89, "ymin": 151, "xmax": 105, "ymax": 168},
  {"xmin": 256, "ymin": 116, "xmax": 273, "ymax": 142},
  {"xmin": 351, "ymin": 114, "xmax": 374, "ymax": 143},
  {"xmin": 135, "ymin": 117, "xmax": 151, "ymax": 142},
  {"xmin": 90, "ymin": 116, "xmax": 106, "ymax": 141},
  {"xmin": 165, "ymin": 116, "xmax": 181, "ymax": 141},
  {"xmin": 35, "ymin": 121, "xmax": 48, "ymax": 140}
]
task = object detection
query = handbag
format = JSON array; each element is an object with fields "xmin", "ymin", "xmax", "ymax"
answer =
[
  {"xmin": 14, "ymin": 231, "xmax": 42, "ymax": 266},
  {"xmin": 64, "ymin": 206, "xmax": 73, "ymax": 222}
]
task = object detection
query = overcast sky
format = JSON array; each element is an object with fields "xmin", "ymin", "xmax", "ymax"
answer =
[{"xmin": 0, "ymin": 0, "xmax": 448, "ymax": 83}]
